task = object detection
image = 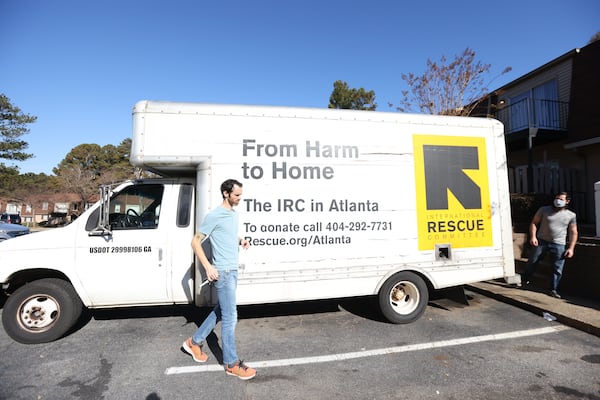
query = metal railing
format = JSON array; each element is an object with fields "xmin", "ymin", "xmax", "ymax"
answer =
[
  {"xmin": 495, "ymin": 98, "xmax": 569, "ymax": 134},
  {"xmin": 508, "ymin": 164, "xmax": 588, "ymax": 221},
  {"xmin": 508, "ymin": 164, "xmax": 578, "ymax": 194}
]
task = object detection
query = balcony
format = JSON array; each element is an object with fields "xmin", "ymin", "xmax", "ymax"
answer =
[{"xmin": 494, "ymin": 98, "xmax": 569, "ymax": 135}]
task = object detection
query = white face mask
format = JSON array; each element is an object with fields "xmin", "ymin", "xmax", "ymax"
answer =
[{"xmin": 553, "ymin": 198, "xmax": 566, "ymax": 208}]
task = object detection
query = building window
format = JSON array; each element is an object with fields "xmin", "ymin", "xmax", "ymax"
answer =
[
  {"xmin": 7, "ymin": 203, "xmax": 19, "ymax": 214},
  {"xmin": 509, "ymin": 79, "xmax": 560, "ymax": 132}
]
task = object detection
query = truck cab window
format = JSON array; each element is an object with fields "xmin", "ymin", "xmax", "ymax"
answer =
[
  {"xmin": 108, "ymin": 184, "xmax": 164, "ymax": 230},
  {"xmin": 85, "ymin": 184, "xmax": 164, "ymax": 231},
  {"xmin": 176, "ymin": 184, "xmax": 193, "ymax": 227}
]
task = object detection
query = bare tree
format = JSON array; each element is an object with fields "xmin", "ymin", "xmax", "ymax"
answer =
[
  {"xmin": 390, "ymin": 48, "xmax": 511, "ymax": 116},
  {"xmin": 56, "ymin": 164, "xmax": 97, "ymax": 209}
]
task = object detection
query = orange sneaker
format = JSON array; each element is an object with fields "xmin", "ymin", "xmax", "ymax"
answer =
[
  {"xmin": 225, "ymin": 360, "xmax": 256, "ymax": 380},
  {"xmin": 182, "ymin": 338, "xmax": 208, "ymax": 363}
]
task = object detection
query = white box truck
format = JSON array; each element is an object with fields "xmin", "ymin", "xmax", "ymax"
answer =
[{"xmin": 0, "ymin": 101, "xmax": 518, "ymax": 344}]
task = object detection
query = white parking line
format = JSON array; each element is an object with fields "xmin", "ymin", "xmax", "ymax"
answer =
[{"xmin": 165, "ymin": 325, "xmax": 569, "ymax": 375}]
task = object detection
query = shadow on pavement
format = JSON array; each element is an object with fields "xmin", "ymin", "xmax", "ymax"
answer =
[{"xmin": 2, "ymin": 287, "xmax": 482, "ymax": 341}]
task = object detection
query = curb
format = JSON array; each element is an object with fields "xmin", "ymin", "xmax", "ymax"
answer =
[{"xmin": 465, "ymin": 284, "xmax": 600, "ymax": 339}]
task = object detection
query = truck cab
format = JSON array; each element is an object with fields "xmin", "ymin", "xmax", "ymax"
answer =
[{"xmin": 0, "ymin": 178, "xmax": 196, "ymax": 343}]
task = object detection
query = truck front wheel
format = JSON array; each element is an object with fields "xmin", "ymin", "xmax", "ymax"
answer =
[
  {"xmin": 379, "ymin": 271, "xmax": 428, "ymax": 324},
  {"xmin": 2, "ymin": 278, "xmax": 83, "ymax": 344}
]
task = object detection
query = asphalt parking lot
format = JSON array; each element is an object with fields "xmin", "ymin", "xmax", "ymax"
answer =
[{"xmin": 1, "ymin": 290, "xmax": 599, "ymax": 400}]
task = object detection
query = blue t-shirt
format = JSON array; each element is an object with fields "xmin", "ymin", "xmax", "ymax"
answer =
[{"xmin": 199, "ymin": 206, "xmax": 239, "ymax": 270}]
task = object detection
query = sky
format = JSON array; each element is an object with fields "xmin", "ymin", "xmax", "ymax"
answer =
[{"xmin": 1, "ymin": 0, "xmax": 598, "ymax": 175}]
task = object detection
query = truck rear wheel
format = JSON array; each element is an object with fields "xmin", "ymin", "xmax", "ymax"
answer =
[
  {"xmin": 2, "ymin": 278, "xmax": 83, "ymax": 344},
  {"xmin": 379, "ymin": 271, "xmax": 428, "ymax": 324}
]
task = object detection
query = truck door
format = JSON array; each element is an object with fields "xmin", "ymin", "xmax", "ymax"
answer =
[{"xmin": 76, "ymin": 183, "xmax": 173, "ymax": 306}]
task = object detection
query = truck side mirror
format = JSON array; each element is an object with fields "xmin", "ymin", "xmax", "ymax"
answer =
[{"xmin": 89, "ymin": 186, "xmax": 113, "ymax": 237}]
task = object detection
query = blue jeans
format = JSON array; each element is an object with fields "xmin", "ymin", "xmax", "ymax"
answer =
[
  {"xmin": 192, "ymin": 269, "xmax": 238, "ymax": 366},
  {"xmin": 523, "ymin": 239, "xmax": 566, "ymax": 291}
]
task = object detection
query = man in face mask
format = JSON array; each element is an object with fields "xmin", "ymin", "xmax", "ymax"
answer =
[{"xmin": 522, "ymin": 192, "xmax": 578, "ymax": 298}]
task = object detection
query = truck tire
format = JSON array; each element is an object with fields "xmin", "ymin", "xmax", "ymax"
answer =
[
  {"xmin": 378, "ymin": 271, "xmax": 428, "ymax": 324},
  {"xmin": 2, "ymin": 278, "xmax": 83, "ymax": 344}
]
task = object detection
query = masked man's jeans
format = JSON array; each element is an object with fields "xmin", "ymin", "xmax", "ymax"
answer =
[{"xmin": 523, "ymin": 239, "xmax": 566, "ymax": 291}]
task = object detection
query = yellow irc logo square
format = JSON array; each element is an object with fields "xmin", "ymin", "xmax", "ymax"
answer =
[{"xmin": 413, "ymin": 135, "xmax": 492, "ymax": 250}]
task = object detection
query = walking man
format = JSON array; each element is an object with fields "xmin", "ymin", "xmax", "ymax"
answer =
[
  {"xmin": 522, "ymin": 191, "xmax": 578, "ymax": 298},
  {"xmin": 182, "ymin": 179, "xmax": 256, "ymax": 380}
]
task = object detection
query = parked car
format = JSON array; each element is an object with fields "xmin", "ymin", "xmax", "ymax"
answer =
[
  {"xmin": 0, "ymin": 221, "xmax": 30, "ymax": 241},
  {"xmin": 0, "ymin": 213, "xmax": 22, "ymax": 224}
]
